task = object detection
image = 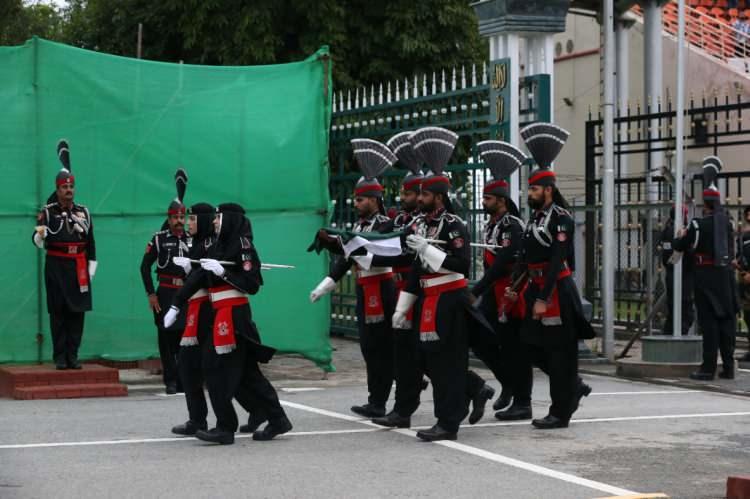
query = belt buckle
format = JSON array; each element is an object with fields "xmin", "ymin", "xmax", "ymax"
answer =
[
  {"xmin": 67, "ymin": 246, "xmax": 77, "ymax": 254},
  {"xmin": 174, "ymin": 278, "xmax": 184, "ymax": 286}
]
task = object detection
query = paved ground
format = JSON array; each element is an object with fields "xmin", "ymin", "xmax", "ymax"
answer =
[{"xmin": 2, "ymin": 337, "xmax": 750, "ymax": 499}]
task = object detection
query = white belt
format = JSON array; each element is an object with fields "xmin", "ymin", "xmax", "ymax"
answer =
[
  {"xmin": 210, "ymin": 288, "xmax": 246, "ymax": 302},
  {"xmin": 356, "ymin": 267, "xmax": 393, "ymax": 278},
  {"xmin": 189, "ymin": 289, "xmax": 208, "ymax": 301},
  {"xmin": 420, "ymin": 272, "xmax": 465, "ymax": 288}
]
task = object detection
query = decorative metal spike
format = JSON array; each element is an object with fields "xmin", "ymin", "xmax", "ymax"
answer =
[
  {"xmin": 370, "ymin": 85, "xmax": 375, "ymax": 106},
  {"xmin": 413, "ymin": 75, "xmax": 418, "ymax": 98},
  {"xmin": 387, "ymin": 81, "xmax": 392, "ymax": 103},
  {"xmin": 332, "ymin": 92, "xmax": 337, "ymax": 113},
  {"xmin": 451, "ymin": 67, "xmax": 457, "ymax": 91},
  {"xmin": 395, "ymin": 80, "xmax": 400, "ymax": 101},
  {"xmin": 422, "ymin": 74, "xmax": 427, "ymax": 96},
  {"xmin": 355, "ymin": 88, "xmax": 359, "ymax": 109},
  {"xmin": 432, "ymin": 72, "xmax": 437, "ymax": 94},
  {"xmin": 441, "ymin": 69, "xmax": 447, "ymax": 93},
  {"xmin": 471, "ymin": 64, "xmax": 477, "ymax": 87},
  {"xmin": 361, "ymin": 87, "xmax": 367, "ymax": 107},
  {"xmin": 482, "ymin": 62, "xmax": 488, "ymax": 85},
  {"xmin": 339, "ymin": 91, "xmax": 344, "ymax": 112},
  {"xmin": 379, "ymin": 83, "xmax": 383, "ymax": 105},
  {"xmin": 461, "ymin": 65, "xmax": 466, "ymax": 89},
  {"xmin": 347, "ymin": 90, "xmax": 351, "ymax": 111}
]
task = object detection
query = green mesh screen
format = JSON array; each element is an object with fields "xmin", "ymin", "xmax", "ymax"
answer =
[{"xmin": 0, "ymin": 38, "xmax": 334, "ymax": 371}]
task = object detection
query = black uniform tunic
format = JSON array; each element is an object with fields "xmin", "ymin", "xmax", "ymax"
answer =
[
  {"xmin": 330, "ymin": 213, "xmax": 396, "ymax": 409},
  {"xmin": 34, "ymin": 201, "xmax": 96, "ymax": 365},
  {"xmin": 140, "ymin": 228, "xmax": 190, "ymax": 388},
  {"xmin": 736, "ymin": 230, "xmax": 750, "ymax": 344},
  {"xmin": 674, "ymin": 214, "xmax": 738, "ymax": 373}
]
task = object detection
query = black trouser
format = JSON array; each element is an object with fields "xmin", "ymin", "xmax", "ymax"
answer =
[
  {"xmin": 49, "ymin": 309, "xmax": 85, "ymax": 365},
  {"xmin": 522, "ymin": 339, "xmax": 579, "ymax": 421},
  {"xmin": 663, "ymin": 268, "xmax": 695, "ymax": 335},
  {"xmin": 179, "ymin": 344, "xmax": 207, "ymax": 425},
  {"xmin": 421, "ymin": 297, "xmax": 469, "ymax": 433},
  {"xmin": 498, "ymin": 319, "xmax": 525, "ymax": 402},
  {"xmin": 393, "ymin": 327, "xmax": 423, "ymax": 416},
  {"xmin": 204, "ymin": 337, "xmax": 286, "ymax": 432},
  {"xmin": 358, "ymin": 319, "xmax": 395, "ymax": 408},
  {"xmin": 465, "ymin": 369, "xmax": 485, "ymax": 401},
  {"xmin": 695, "ymin": 294, "xmax": 736, "ymax": 374},
  {"xmin": 158, "ymin": 327, "xmax": 181, "ymax": 388}
]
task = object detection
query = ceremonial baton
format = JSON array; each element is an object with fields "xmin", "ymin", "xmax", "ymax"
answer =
[
  {"xmin": 424, "ymin": 238, "xmax": 502, "ymax": 250},
  {"xmin": 186, "ymin": 258, "xmax": 296, "ymax": 270}
]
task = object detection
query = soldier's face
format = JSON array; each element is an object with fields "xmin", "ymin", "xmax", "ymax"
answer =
[
  {"xmin": 400, "ymin": 190, "xmax": 418, "ymax": 211},
  {"xmin": 482, "ymin": 194, "xmax": 499, "ymax": 215},
  {"xmin": 56, "ymin": 183, "xmax": 74, "ymax": 203},
  {"xmin": 419, "ymin": 190, "xmax": 436, "ymax": 212},
  {"xmin": 168, "ymin": 213, "xmax": 185, "ymax": 233},
  {"xmin": 527, "ymin": 186, "xmax": 545, "ymax": 209},
  {"xmin": 187, "ymin": 215, "xmax": 198, "ymax": 236},
  {"xmin": 213, "ymin": 214, "xmax": 222, "ymax": 234},
  {"xmin": 354, "ymin": 196, "xmax": 377, "ymax": 217}
]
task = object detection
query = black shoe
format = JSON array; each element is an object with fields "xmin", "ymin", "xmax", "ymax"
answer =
[
  {"xmin": 350, "ymin": 403, "xmax": 386, "ymax": 418},
  {"xmin": 469, "ymin": 384, "xmax": 495, "ymax": 425},
  {"xmin": 165, "ymin": 383, "xmax": 178, "ymax": 395},
  {"xmin": 495, "ymin": 405, "xmax": 532, "ymax": 421},
  {"xmin": 195, "ymin": 428, "xmax": 234, "ymax": 445},
  {"xmin": 253, "ymin": 418, "xmax": 293, "ymax": 441},
  {"xmin": 571, "ymin": 382, "xmax": 592, "ymax": 415},
  {"xmin": 493, "ymin": 391, "xmax": 512, "ymax": 411},
  {"xmin": 171, "ymin": 420, "xmax": 207, "ymax": 436},
  {"xmin": 532, "ymin": 415, "xmax": 569, "ymax": 429},
  {"xmin": 55, "ymin": 362, "xmax": 67, "ymax": 370},
  {"xmin": 239, "ymin": 414, "xmax": 267, "ymax": 434},
  {"xmin": 68, "ymin": 361, "xmax": 82, "ymax": 370},
  {"xmin": 689, "ymin": 371, "xmax": 715, "ymax": 381},
  {"xmin": 372, "ymin": 411, "xmax": 411, "ymax": 428},
  {"xmin": 416, "ymin": 424, "xmax": 457, "ymax": 442},
  {"xmin": 719, "ymin": 369, "xmax": 735, "ymax": 380},
  {"xmin": 420, "ymin": 378, "xmax": 430, "ymax": 391}
]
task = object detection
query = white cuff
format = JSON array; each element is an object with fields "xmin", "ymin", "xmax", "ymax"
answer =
[
  {"xmin": 420, "ymin": 245, "xmax": 447, "ymax": 272},
  {"xmin": 395, "ymin": 291, "xmax": 418, "ymax": 314},
  {"xmin": 315, "ymin": 276, "xmax": 337, "ymax": 295},
  {"xmin": 33, "ymin": 232, "xmax": 44, "ymax": 249},
  {"xmin": 351, "ymin": 252, "xmax": 374, "ymax": 270},
  {"xmin": 88, "ymin": 260, "xmax": 98, "ymax": 278}
]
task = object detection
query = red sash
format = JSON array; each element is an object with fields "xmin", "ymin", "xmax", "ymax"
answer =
[
  {"xmin": 356, "ymin": 272, "xmax": 393, "ymax": 324},
  {"xmin": 46, "ymin": 242, "xmax": 89, "ymax": 293},
  {"xmin": 419, "ymin": 277, "xmax": 468, "ymax": 342},
  {"xmin": 180, "ymin": 294, "xmax": 209, "ymax": 346},
  {"xmin": 528, "ymin": 263, "xmax": 572, "ymax": 326},
  {"xmin": 209, "ymin": 285, "xmax": 248, "ymax": 354},
  {"xmin": 157, "ymin": 273, "xmax": 184, "ymax": 289}
]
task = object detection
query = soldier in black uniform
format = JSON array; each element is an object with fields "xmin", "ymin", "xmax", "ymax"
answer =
[
  {"xmin": 674, "ymin": 156, "xmax": 738, "ymax": 380},
  {"xmin": 735, "ymin": 206, "xmax": 750, "ymax": 362},
  {"xmin": 471, "ymin": 140, "xmax": 527, "ymax": 416},
  {"xmin": 505, "ymin": 123, "xmax": 595, "ymax": 430},
  {"xmin": 140, "ymin": 170, "xmax": 190, "ymax": 394},
  {"xmin": 165, "ymin": 203, "xmax": 291, "ymax": 444},
  {"xmin": 393, "ymin": 126, "xmax": 493, "ymax": 441},
  {"xmin": 309, "ymin": 138, "xmax": 398, "ymax": 418},
  {"xmin": 659, "ymin": 205, "xmax": 695, "ymax": 335},
  {"xmin": 32, "ymin": 140, "xmax": 97, "ymax": 370}
]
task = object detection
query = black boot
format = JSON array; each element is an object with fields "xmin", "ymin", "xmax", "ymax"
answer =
[
  {"xmin": 718, "ymin": 369, "xmax": 735, "ymax": 380},
  {"xmin": 171, "ymin": 420, "xmax": 207, "ymax": 436},
  {"xmin": 195, "ymin": 427, "xmax": 234, "ymax": 445},
  {"xmin": 531, "ymin": 415, "xmax": 569, "ymax": 429},
  {"xmin": 372, "ymin": 411, "xmax": 411, "ymax": 428},
  {"xmin": 350, "ymin": 403, "xmax": 386, "ymax": 418},
  {"xmin": 55, "ymin": 362, "xmax": 67, "ymax": 370},
  {"xmin": 492, "ymin": 390, "xmax": 512, "ymax": 411},
  {"xmin": 165, "ymin": 383, "xmax": 178, "ymax": 395},
  {"xmin": 67, "ymin": 360, "xmax": 82, "ymax": 370},
  {"xmin": 495, "ymin": 404, "xmax": 532, "ymax": 421},
  {"xmin": 469, "ymin": 384, "xmax": 495, "ymax": 425},
  {"xmin": 689, "ymin": 371, "xmax": 715, "ymax": 381},
  {"xmin": 570, "ymin": 382, "xmax": 592, "ymax": 415},
  {"xmin": 253, "ymin": 417, "xmax": 293, "ymax": 441},
  {"xmin": 239, "ymin": 414, "xmax": 268, "ymax": 434},
  {"xmin": 416, "ymin": 424, "xmax": 457, "ymax": 442}
]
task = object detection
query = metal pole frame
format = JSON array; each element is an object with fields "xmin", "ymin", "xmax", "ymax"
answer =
[
  {"xmin": 602, "ymin": 0, "xmax": 616, "ymax": 360},
  {"xmin": 673, "ymin": 0, "xmax": 686, "ymax": 337}
]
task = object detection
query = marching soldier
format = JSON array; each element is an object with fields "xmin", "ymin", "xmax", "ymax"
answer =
[
  {"xmin": 472, "ymin": 140, "xmax": 527, "ymax": 416},
  {"xmin": 674, "ymin": 156, "xmax": 738, "ymax": 380},
  {"xmin": 165, "ymin": 203, "xmax": 291, "ymax": 444},
  {"xmin": 393, "ymin": 126, "xmax": 493, "ymax": 441},
  {"xmin": 140, "ymin": 170, "xmax": 190, "ymax": 394},
  {"xmin": 735, "ymin": 206, "xmax": 750, "ymax": 362},
  {"xmin": 32, "ymin": 140, "xmax": 97, "ymax": 370},
  {"xmin": 659, "ymin": 205, "xmax": 695, "ymax": 335},
  {"xmin": 309, "ymin": 138, "xmax": 398, "ymax": 418},
  {"xmin": 505, "ymin": 123, "xmax": 595, "ymax": 429}
]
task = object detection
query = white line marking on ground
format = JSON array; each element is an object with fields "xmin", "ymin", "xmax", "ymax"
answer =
[
  {"xmin": 281, "ymin": 387, "xmax": 325, "ymax": 393},
  {"xmin": 738, "ymin": 368, "xmax": 750, "ymax": 373},
  {"xmin": 280, "ymin": 400, "xmax": 637, "ymax": 496},
  {"xmin": 587, "ymin": 390, "xmax": 701, "ymax": 396},
  {"xmin": 0, "ymin": 428, "xmax": 378, "ymax": 450}
]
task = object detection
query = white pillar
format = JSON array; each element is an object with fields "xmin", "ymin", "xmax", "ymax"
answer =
[
  {"xmin": 603, "ymin": 0, "xmax": 617, "ymax": 361},
  {"xmin": 673, "ymin": 0, "xmax": 687, "ymax": 338}
]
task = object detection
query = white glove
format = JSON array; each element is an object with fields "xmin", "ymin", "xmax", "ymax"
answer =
[
  {"xmin": 200, "ymin": 258, "xmax": 225, "ymax": 277},
  {"xmin": 310, "ymin": 276, "xmax": 337, "ymax": 303},
  {"xmin": 392, "ymin": 291, "xmax": 418, "ymax": 329},
  {"xmin": 163, "ymin": 306, "xmax": 179, "ymax": 328},
  {"xmin": 173, "ymin": 256, "xmax": 192, "ymax": 275},
  {"xmin": 33, "ymin": 226, "xmax": 47, "ymax": 248},
  {"xmin": 88, "ymin": 260, "xmax": 98, "ymax": 279},
  {"xmin": 406, "ymin": 235, "xmax": 446, "ymax": 272}
]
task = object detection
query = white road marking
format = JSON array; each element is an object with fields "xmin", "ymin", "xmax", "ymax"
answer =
[
  {"xmin": 281, "ymin": 387, "xmax": 325, "ymax": 393},
  {"xmin": 587, "ymin": 390, "xmax": 701, "ymax": 396},
  {"xmin": 281, "ymin": 401, "xmax": 637, "ymax": 496}
]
